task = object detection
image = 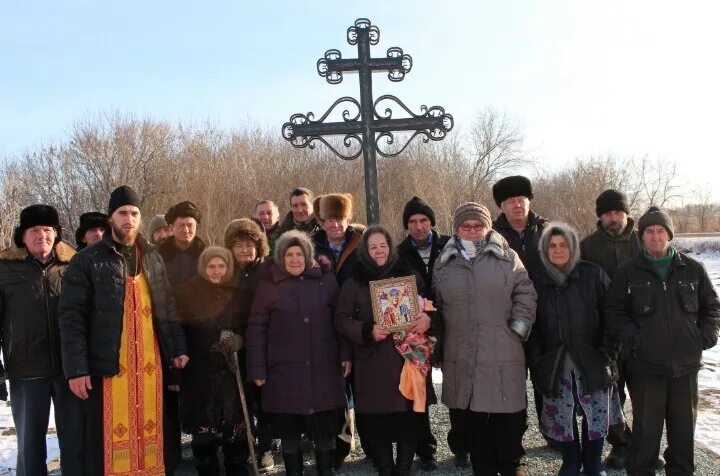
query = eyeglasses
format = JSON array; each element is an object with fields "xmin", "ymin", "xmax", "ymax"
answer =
[{"xmin": 460, "ymin": 224, "xmax": 485, "ymax": 232}]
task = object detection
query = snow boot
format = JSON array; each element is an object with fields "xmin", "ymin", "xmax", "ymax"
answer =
[
  {"xmin": 394, "ymin": 442, "xmax": 415, "ymax": 476},
  {"xmin": 282, "ymin": 451, "xmax": 304, "ymax": 476},
  {"xmin": 191, "ymin": 441, "xmax": 220, "ymax": 476},
  {"xmin": 222, "ymin": 440, "xmax": 249, "ymax": 476}
]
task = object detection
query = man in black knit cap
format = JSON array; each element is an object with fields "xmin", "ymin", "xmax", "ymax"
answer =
[
  {"xmin": 581, "ymin": 189, "xmax": 641, "ymax": 469},
  {"xmin": 397, "ymin": 196, "xmax": 453, "ymax": 470},
  {"xmin": 59, "ymin": 185, "xmax": 188, "ymax": 474}
]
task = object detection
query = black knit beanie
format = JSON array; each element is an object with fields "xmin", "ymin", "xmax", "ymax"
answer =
[
  {"xmin": 595, "ymin": 189, "xmax": 629, "ymax": 217},
  {"xmin": 108, "ymin": 186, "xmax": 141, "ymax": 216},
  {"xmin": 638, "ymin": 205, "xmax": 674, "ymax": 240},
  {"xmin": 402, "ymin": 196, "xmax": 436, "ymax": 229}
]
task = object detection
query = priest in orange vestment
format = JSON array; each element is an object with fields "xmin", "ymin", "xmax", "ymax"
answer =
[{"xmin": 59, "ymin": 186, "xmax": 189, "ymax": 475}]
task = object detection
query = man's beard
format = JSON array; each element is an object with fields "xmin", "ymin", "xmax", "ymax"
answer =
[
  {"xmin": 111, "ymin": 222, "xmax": 138, "ymax": 244},
  {"xmin": 602, "ymin": 221, "xmax": 624, "ymax": 237}
]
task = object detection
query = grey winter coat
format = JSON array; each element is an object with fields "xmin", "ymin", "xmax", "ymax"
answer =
[{"xmin": 432, "ymin": 231, "xmax": 537, "ymax": 413}]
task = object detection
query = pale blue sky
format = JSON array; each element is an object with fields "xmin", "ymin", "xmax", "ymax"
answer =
[{"xmin": 2, "ymin": 1, "xmax": 718, "ymax": 197}]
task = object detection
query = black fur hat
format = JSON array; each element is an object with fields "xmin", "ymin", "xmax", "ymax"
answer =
[
  {"xmin": 165, "ymin": 200, "xmax": 202, "ymax": 224},
  {"xmin": 75, "ymin": 212, "xmax": 108, "ymax": 249},
  {"xmin": 492, "ymin": 175, "xmax": 534, "ymax": 207},
  {"xmin": 13, "ymin": 204, "xmax": 62, "ymax": 248}
]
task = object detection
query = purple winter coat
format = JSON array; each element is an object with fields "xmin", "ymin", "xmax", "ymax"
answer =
[{"xmin": 246, "ymin": 262, "xmax": 348, "ymax": 415}]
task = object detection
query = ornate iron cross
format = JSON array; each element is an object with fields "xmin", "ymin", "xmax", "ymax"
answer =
[{"xmin": 282, "ymin": 18, "xmax": 454, "ymax": 224}]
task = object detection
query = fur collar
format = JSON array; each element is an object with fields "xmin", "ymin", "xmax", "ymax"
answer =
[
  {"xmin": 0, "ymin": 240, "xmax": 76, "ymax": 263},
  {"xmin": 437, "ymin": 230, "xmax": 511, "ymax": 266}
]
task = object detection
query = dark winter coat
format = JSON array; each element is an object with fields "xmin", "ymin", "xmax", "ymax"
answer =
[
  {"xmin": 158, "ymin": 236, "xmax": 206, "ymax": 289},
  {"xmin": 606, "ymin": 250, "xmax": 720, "ymax": 377},
  {"xmin": 246, "ymin": 262, "xmax": 348, "ymax": 415},
  {"xmin": 0, "ymin": 242, "xmax": 75, "ymax": 379},
  {"xmin": 493, "ymin": 210, "xmax": 548, "ymax": 281},
  {"xmin": 580, "ymin": 218, "xmax": 641, "ymax": 280},
  {"xmin": 177, "ymin": 276, "xmax": 243, "ymax": 431},
  {"xmin": 334, "ymin": 257, "xmax": 437, "ymax": 414},
  {"xmin": 528, "ymin": 261, "xmax": 617, "ymax": 397},
  {"xmin": 58, "ymin": 234, "xmax": 188, "ymax": 379},
  {"xmin": 314, "ymin": 224, "xmax": 365, "ymax": 287},
  {"xmin": 275, "ymin": 211, "xmax": 321, "ymax": 238},
  {"xmin": 396, "ymin": 230, "xmax": 450, "ymax": 293},
  {"xmin": 235, "ymin": 259, "xmax": 265, "ymax": 339}
]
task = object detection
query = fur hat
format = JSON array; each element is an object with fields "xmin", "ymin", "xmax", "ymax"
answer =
[
  {"xmin": 147, "ymin": 215, "xmax": 168, "ymax": 242},
  {"xmin": 274, "ymin": 230, "xmax": 315, "ymax": 271},
  {"xmin": 492, "ymin": 175, "xmax": 534, "ymax": 207},
  {"xmin": 223, "ymin": 218, "xmax": 270, "ymax": 258},
  {"xmin": 74, "ymin": 212, "xmax": 108, "ymax": 249},
  {"xmin": 638, "ymin": 205, "xmax": 674, "ymax": 240},
  {"xmin": 108, "ymin": 186, "xmax": 140, "ymax": 216},
  {"xmin": 313, "ymin": 193, "xmax": 353, "ymax": 224},
  {"xmin": 402, "ymin": 196, "xmax": 435, "ymax": 229},
  {"xmin": 165, "ymin": 200, "xmax": 202, "ymax": 224},
  {"xmin": 197, "ymin": 246, "xmax": 234, "ymax": 284},
  {"xmin": 13, "ymin": 204, "xmax": 62, "ymax": 248},
  {"xmin": 452, "ymin": 202, "xmax": 492, "ymax": 232},
  {"xmin": 596, "ymin": 189, "xmax": 629, "ymax": 217}
]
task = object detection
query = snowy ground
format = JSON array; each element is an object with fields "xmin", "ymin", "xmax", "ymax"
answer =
[
  {"xmin": 690, "ymin": 248, "xmax": 720, "ymax": 456},
  {"xmin": 3, "ymin": 246, "xmax": 720, "ymax": 472}
]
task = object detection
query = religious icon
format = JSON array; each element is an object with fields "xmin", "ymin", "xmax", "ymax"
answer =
[{"xmin": 369, "ymin": 276, "xmax": 420, "ymax": 332}]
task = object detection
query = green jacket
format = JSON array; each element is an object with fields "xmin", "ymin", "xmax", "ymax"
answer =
[{"xmin": 580, "ymin": 218, "xmax": 641, "ymax": 280}]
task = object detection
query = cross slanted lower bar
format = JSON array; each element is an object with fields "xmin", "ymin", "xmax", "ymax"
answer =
[{"xmin": 282, "ymin": 18, "xmax": 454, "ymax": 224}]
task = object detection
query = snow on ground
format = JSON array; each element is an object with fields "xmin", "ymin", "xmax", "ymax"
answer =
[
  {"xmin": 691, "ymin": 249, "xmax": 720, "ymax": 456},
  {"xmin": 0, "ymin": 401, "xmax": 57, "ymax": 474}
]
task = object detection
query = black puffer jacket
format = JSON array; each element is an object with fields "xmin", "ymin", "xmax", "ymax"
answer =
[
  {"xmin": 0, "ymin": 241, "xmax": 75, "ymax": 379},
  {"xmin": 58, "ymin": 234, "xmax": 188, "ymax": 379},
  {"xmin": 528, "ymin": 261, "xmax": 616, "ymax": 397},
  {"xmin": 493, "ymin": 211, "xmax": 548, "ymax": 281},
  {"xmin": 606, "ymin": 250, "xmax": 720, "ymax": 378}
]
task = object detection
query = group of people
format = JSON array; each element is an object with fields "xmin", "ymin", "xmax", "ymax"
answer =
[{"xmin": 0, "ymin": 175, "xmax": 718, "ymax": 476}]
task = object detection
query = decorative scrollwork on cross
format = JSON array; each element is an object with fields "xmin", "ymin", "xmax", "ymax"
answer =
[
  {"xmin": 347, "ymin": 18, "xmax": 379, "ymax": 46},
  {"xmin": 282, "ymin": 18, "xmax": 453, "ymax": 223}
]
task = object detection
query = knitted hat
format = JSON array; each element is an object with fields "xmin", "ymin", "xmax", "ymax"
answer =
[
  {"xmin": 223, "ymin": 218, "xmax": 270, "ymax": 258},
  {"xmin": 147, "ymin": 215, "xmax": 168, "ymax": 241},
  {"xmin": 74, "ymin": 212, "xmax": 108, "ymax": 249},
  {"xmin": 165, "ymin": 200, "xmax": 202, "ymax": 224},
  {"xmin": 402, "ymin": 196, "xmax": 436, "ymax": 229},
  {"xmin": 638, "ymin": 205, "xmax": 674, "ymax": 240},
  {"xmin": 596, "ymin": 189, "xmax": 629, "ymax": 217},
  {"xmin": 313, "ymin": 193, "xmax": 353, "ymax": 224},
  {"xmin": 492, "ymin": 175, "xmax": 534, "ymax": 207},
  {"xmin": 452, "ymin": 202, "xmax": 492, "ymax": 232},
  {"xmin": 197, "ymin": 246, "xmax": 234, "ymax": 284},
  {"xmin": 108, "ymin": 186, "xmax": 141, "ymax": 216},
  {"xmin": 13, "ymin": 204, "xmax": 62, "ymax": 248}
]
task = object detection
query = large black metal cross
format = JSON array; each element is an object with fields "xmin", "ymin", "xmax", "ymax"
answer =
[{"xmin": 282, "ymin": 18, "xmax": 453, "ymax": 224}]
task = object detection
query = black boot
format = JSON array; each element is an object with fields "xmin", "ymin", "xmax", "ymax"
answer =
[
  {"xmin": 394, "ymin": 442, "xmax": 415, "ymax": 476},
  {"xmin": 222, "ymin": 440, "xmax": 249, "ymax": 476},
  {"xmin": 372, "ymin": 443, "xmax": 394, "ymax": 476},
  {"xmin": 315, "ymin": 449, "xmax": 337, "ymax": 476},
  {"xmin": 282, "ymin": 451, "xmax": 304, "ymax": 476},
  {"xmin": 191, "ymin": 441, "xmax": 220, "ymax": 476}
]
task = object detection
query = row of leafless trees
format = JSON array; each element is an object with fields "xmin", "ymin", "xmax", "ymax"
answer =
[{"xmin": 0, "ymin": 110, "xmax": 714, "ymax": 249}]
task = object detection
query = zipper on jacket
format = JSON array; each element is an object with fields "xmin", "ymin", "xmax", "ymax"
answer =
[{"xmin": 38, "ymin": 264, "xmax": 58, "ymax": 375}]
